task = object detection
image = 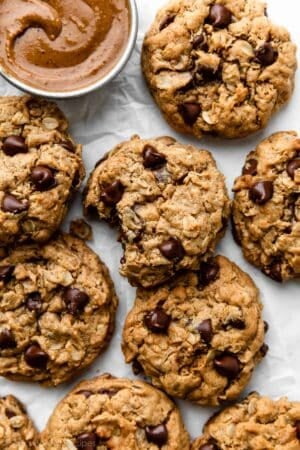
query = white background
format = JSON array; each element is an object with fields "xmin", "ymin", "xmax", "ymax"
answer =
[{"xmin": 0, "ymin": 0, "xmax": 299, "ymax": 440}]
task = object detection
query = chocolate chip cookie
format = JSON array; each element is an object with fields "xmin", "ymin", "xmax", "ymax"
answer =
[
  {"xmin": 232, "ymin": 131, "xmax": 300, "ymax": 282},
  {"xmin": 0, "ymin": 96, "xmax": 85, "ymax": 246},
  {"xmin": 142, "ymin": 0, "xmax": 297, "ymax": 139},
  {"xmin": 83, "ymin": 135, "xmax": 230, "ymax": 288},
  {"xmin": 0, "ymin": 233, "xmax": 118, "ymax": 386},
  {"xmin": 122, "ymin": 255, "xmax": 267, "ymax": 406},
  {"xmin": 39, "ymin": 373, "xmax": 190, "ymax": 449},
  {"xmin": 192, "ymin": 392, "xmax": 300, "ymax": 449},
  {"xmin": 0, "ymin": 394, "xmax": 38, "ymax": 449}
]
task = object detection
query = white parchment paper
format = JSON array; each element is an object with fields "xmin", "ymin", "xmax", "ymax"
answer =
[{"xmin": 0, "ymin": 0, "xmax": 299, "ymax": 439}]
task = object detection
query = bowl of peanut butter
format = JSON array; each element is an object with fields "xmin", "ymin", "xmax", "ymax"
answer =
[{"xmin": 0, "ymin": 0, "xmax": 138, "ymax": 98}]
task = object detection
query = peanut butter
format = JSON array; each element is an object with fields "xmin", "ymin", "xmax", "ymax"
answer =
[{"xmin": 0, "ymin": 0, "xmax": 130, "ymax": 92}]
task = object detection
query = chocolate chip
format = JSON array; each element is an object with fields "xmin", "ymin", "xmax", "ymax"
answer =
[
  {"xmin": 214, "ymin": 353, "xmax": 240, "ymax": 379},
  {"xmin": 287, "ymin": 159, "xmax": 300, "ymax": 180},
  {"xmin": 255, "ymin": 43, "xmax": 278, "ymax": 66},
  {"xmin": 144, "ymin": 308, "xmax": 171, "ymax": 333},
  {"xmin": 260, "ymin": 343, "xmax": 269, "ymax": 356},
  {"xmin": 207, "ymin": 4, "xmax": 232, "ymax": 28},
  {"xmin": 295, "ymin": 421, "xmax": 300, "ymax": 439},
  {"xmin": 198, "ymin": 259, "xmax": 220, "ymax": 286},
  {"xmin": 264, "ymin": 321, "xmax": 269, "ymax": 333},
  {"xmin": 60, "ymin": 140, "xmax": 75, "ymax": 152},
  {"xmin": 197, "ymin": 319, "xmax": 213, "ymax": 344},
  {"xmin": 178, "ymin": 103, "xmax": 201, "ymax": 126},
  {"xmin": 72, "ymin": 170, "xmax": 80, "ymax": 188},
  {"xmin": 24, "ymin": 344, "xmax": 48, "ymax": 370},
  {"xmin": 5, "ymin": 408, "xmax": 16, "ymax": 418},
  {"xmin": 3, "ymin": 136, "xmax": 28, "ymax": 156},
  {"xmin": 192, "ymin": 33, "xmax": 207, "ymax": 50},
  {"xmin": 242, "ymin": 159, "xmax": 258, "ymax": 176},
  {"xmin": 263, "ymin": 260, "xmax": 282, "ymax": 282},
  {"xmin": 2, "ymin": 194, "xmax": 29, "ymax": 213},
  {"xmin": 0, "ymin": 329, "xmax": 16, "ymax": 349},
  {"xmin": 0, "ymin": 265, "xmax": 14, "ymax": 283},
  {"xmin": 64, "ymin": 288, "xmax": 89, "ymax": 315},
  {"xmin": 199, "ymin": 443, "xmax": 220, "ymax": 450},
  {"xmin": 225, "ymin": 319, "xmax": 245, "ymax": 330},
  {"xmin": 76, "ymin": 390, "xmax": 93, "ymax": 398},
  {"xmin": 159, "ymin": 14, "xmax": 175, "ymax": 31},
  {"xmin": 26, "ymin": 292, "xmax": 42, "ymax": 313},
  {"xmin": 143, "ymin": 145, "xmax": 166, "ymax": 169},
  {"xmin": 31, "ymin": 166, "xmax": 56, "ymax": 191},
  {"xmin": 145, "ymin": 424, "xmax": 168, "ymax": 446},
  {"xmin": 98, "ymin": 388, "xmax": 118, "ymax": 397},
  {"xmin": 159, "ymin": 237, "xmax": 185, "ymax": 261},
  {"xmin": 75, "ymin": 432, "xmax": 98, "ymax": 450},
  {"xmin": 133, "ymin": 359, "xmax": 144, "ymax": 376},
  {"xmin": 195, "ymin": 65, "xmax": 221, "ymax": 83},
  {"xmin": 100, "ymin": 181, "xmax": 124, "ymax": 206},
  {"xmin": 249, "ymin": 181, "xmax": 273, "ymax": 205}
]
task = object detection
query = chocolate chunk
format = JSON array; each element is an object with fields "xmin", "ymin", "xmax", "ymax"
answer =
[
  {"xmin": 76, "ymin": 390, "xmax": 93, "ymax": 398},
  {"xmin": 208, "ymin": 4, "xmax": 232, "ymax": 28},
  {"xmin": 198, "ymin": 259, "xmax": 220, "ymax": 286},
  {"xmin": 0, "ymin": 265, "xmax": 14, "ymax": 283},
  {"xmin": 75, "ymin": 432, "xmax": 98, "ymax": 450},
  {"xmin": 60, "ymin": 140, "xmax": 75, "ymax": 152},
  {"xmin": 3, "ymin": 136, "xmax": 28, "ymax": 156},
  {"xmin": 159, "ymin": 237, "xmax": 185, "ymax": 261},
  {"xmin": 0, "ymin": 329, "xmax": 16, "ymax": 349},
  {"xmin": 264, "ymin": 321, "xmax": 269, "ymax": 333},
  {"xmin": 255, "ymin": 43, "xmax": 278, "ymax": 66},
  {"xmin": 263, "ymin": 260, "xmax": 282, "ymax": 282},
  {"xmin": 295, "ymin": 421, "xmax": 300, "ymax": 439},
  {"xmin": 132, "ymin": 359, "xmax": 144, "ymax": 375},
  {"xmin": 242, "ymin": 159, "xmax": 258, "ymax": 176},
  {"xmin": 100, "ymin": 181, "xmax": 124, "ymax": 206},
  {"xmin": 143, "ymin": 145, "xmax": 166, "ymax": 169},
  {"xmin": 249, "ymin": 181, "xmax": 273, "ymax": 205},
  {"xmin": 31, "ymin": 166, "xmax": 56, "ymax": 191},
  {"xmin": 199, "ymin": 443, "xmax": 219, "ymax": 450},
  {"xmin": 260, "ymin": 343, "xmax": 269, "ymax": 356},
  {"xmin": 178, "ymin": 103, "xmax": 201, "ymax": 126},
  {"xmin": 24, "ymin": 344, "xmax": 48, "ymax": 370},
  {"xmin": 144, "ymin": 308, "xmax": 171, "ymax": 333},
  {"xmin": 192, "ymin": 33, "xmax": 207, "ymax": 50},
  {"xmin": 197, "ymin": 319, "xmax": 213, "ymax": 344},
  {"xmin": 26, "ymin": 292, "xmax": 42, "ymax": 313},
  {"xmin": 2, "ymin": 194, "xmax": 29, "ymax": 213},
  {"xmin": 145, "ymin": 424, "xmax": 168, "ymax": 446},
  {"xmin": 5, "ymin": 408, "xmax": 16, "ymax": 418},
  {"xmin": 287, "ymin": 159, "xmax": 300, "ymax": 179},
  {"xmin": 64, "ymin": 287, "xmax": 89, "ymax": 315},
  {"xmin": 214, "ymin": 353, "xmax": 240, "ymax": 379},
  {"xmin": 159, "ymin": 14, "xmax": 175, "ymax": 31}
]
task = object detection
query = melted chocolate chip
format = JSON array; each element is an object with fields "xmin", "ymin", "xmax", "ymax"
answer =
[
  {"xmin": 5, "ymin": 408, "xmax": 16, "ymax": 418},
  {"xmin": 2, "ymin": 194, "xmax": 29, "ymax": 213},
  {"xmin": 75, "ymin": 432, "xmax": 98, "ymax": 450},
  {"xmin": 178, "ymin": 103, "xmax": 201, "ymax": 126},
  {"xmin": 207, "ymin": 4, "xmax": 232, "ymax": 28},
  {"xmin": 64, "ymin": 288, "xmax": 89, "ymax": 315},
  {"xmin": 144, "ymin": 308, "xmax": 171, "ymax": 333},
  {"xmin": 159, "ymin": 237, "xmax": 185, "ymax": 262},
  {"xmin": 225, "ymin": 319, "xmax": 245, "ymax": 330},
  {"xmin": 199, "ymin": 443, "xmax": 220, "ymax": 450},
  {"xmin": 24, "ymin": 344, "xmax": 48, "ymax": 370},
  {"xmin": 26, "ymin": 292, "xmax": 42, "ymax": 313},
  {"xmin": 143, "ymin": 145, "xmax": 166, "ymax": 169},
  {"xmin": 100, "ymin": 181, "xmax": 124, "ymax": 206},
  {"xmin": 0, "ymin": 265, "xmax": 14, "ymax": 283},
  {"xmin": 145, "ymin": 424, "xmax": 168, "ymax": 446},
  {"xmin": 31, "ymin": 166, "xmax": 56, "ymax": 191},
  {"xmin": 198, "ymin": 259, "xmax": 220, "ymax": 286},
  {"xmin": 249, "ymin": 181, "xmax": 273, "ymax": 205},
  {"xmin": 197, "ymin": 319, "xmax": 213, "ymax": 344},
  {"xmin": 260, "ymin": 343, "xmax": 269, "ymax": 357},
  {"xmin": 132, "ymin": 359, "xmax": 144, "ymax": 375},
  {"xmin": 287, "ymin": 159, "xmax": 300, "ymax": 180},
  {"xmin": 0, "ymin": 329, "xmax": 16, "ymax": 349},
  {"xmin": 192, "ymin": 33, "xmax": 207, "ymax": 50},
  {"xmin": 76, "ymin": 390, "xmax": 93, "ymax": 398},
  {"xmin": 3, "ymin": 136, "xmax": 28, "ymax": 156},
  {"xmin": 214, "ymin": 353, "xmax": 240, "ymax": 379},
  {"xmin": 242, "ymin": 159, "xmax": 258, "ymax": 176},
  {"xmin": 263, "ymin": 260, "xmax": 282, "ymax": 282},
  {"xmin": 159, "ymin": 14, "xmax": 175, "ymax": 31},
  {"xmin": 195, "ymin": 65, "xmax": 221, "ymax": 83},
  {"xmin": 60, "ymin": 140, "xmax": 75, "ymax": 152},
  {"xmin": 255, "ymin": 43, "xmax": 278, "ymax": 66}
]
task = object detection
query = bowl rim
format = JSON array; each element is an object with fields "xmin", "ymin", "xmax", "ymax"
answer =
[{"xmin": 0, "ymin": 0, "xmax": 138, "ymax": 99}]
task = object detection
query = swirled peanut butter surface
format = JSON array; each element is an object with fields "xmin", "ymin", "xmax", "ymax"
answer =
[{"xmin": 0, "ymin": 0, "xmax": 130, "ymax": 92}]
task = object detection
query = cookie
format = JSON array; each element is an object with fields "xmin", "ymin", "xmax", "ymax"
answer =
[
  {"xmin": 191, "ymin": 392, "xmax": 300, "ymax": 449},
  {"xmin": 232, "ymin": 131, "xmax": 300, "ymax": 282},
  {"xmin": 0, "ymin": 233, "xmax": 118, "ymax": 386},
  {"xmin": 40, "ymin": 373, "xmax": 190, "ymax": 449},
  {"xmin": 0, "ymin": 96, "xmax": 85, "ymax": 246},
  {"xmin": 0, "ymin": 394, "xmax": 38, "ymax": 449},
  {"xmin": 142, "ymin": 0, "xmax": 297, "ymax": 139},
  {"xmin": 122, "ymin": 255, "xmax": 267, "ymax": 406},
  {"xmin": 83, "ymin": 135, "xmax": 230, "ymax": 288}
]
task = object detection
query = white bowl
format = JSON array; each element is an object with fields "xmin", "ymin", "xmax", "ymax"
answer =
[{"xmin": 0, "ymin": 0, "xmax": 138, "ymax": 99}]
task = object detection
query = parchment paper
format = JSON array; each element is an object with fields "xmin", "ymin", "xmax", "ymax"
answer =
[{"xmin": 0, "ymin": 0, "xmax": 299, "ymax": 439}]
